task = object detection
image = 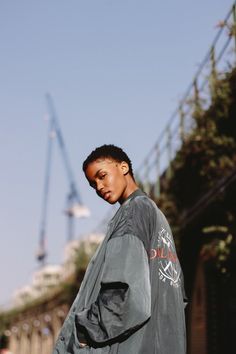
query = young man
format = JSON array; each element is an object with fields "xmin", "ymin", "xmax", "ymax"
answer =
[{"xmin": 53, "ymin": 144, "xmax": 187, "ymax": 354}]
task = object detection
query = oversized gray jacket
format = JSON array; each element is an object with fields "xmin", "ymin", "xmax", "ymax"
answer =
[{"xmin": 53, "ymin": 189, "xmax": 187, "ymax": 354}]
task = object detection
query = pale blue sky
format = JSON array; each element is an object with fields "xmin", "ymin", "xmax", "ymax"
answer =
[{"xmin": 0, "ymin": 0, "xmax": 234, "ymax": 306}]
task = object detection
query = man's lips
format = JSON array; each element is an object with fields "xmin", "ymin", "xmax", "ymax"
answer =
[{"xmin": 102, "ymin": 191, "xmax": 111, "ymax": 200}]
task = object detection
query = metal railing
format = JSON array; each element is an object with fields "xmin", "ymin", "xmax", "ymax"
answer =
[{"xmin": 135, "ymin": 2, "xmax": 236, "ymax": 198}]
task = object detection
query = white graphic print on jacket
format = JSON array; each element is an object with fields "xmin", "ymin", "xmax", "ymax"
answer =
[{"xmin": 150, "ymin": 226, "xmax": 181, "ymax": 288}]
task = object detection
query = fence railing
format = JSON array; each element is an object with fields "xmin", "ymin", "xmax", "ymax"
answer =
[{"xmin": 135, "ymin": 2, "xmax": 236, "ymax": 198}]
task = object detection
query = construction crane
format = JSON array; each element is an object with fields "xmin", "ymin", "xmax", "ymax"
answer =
[{"xmin": 36, "ymin": 93, "xmax": 90, "ymax": 265}]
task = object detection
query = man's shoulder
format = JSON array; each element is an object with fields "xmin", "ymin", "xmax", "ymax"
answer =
[
  {"xmin": 128, "ymin": 194, "xmax": 170, "ymax": 232},
  {"xmin": 129, "ymin": 193, "xmax": 158, "ymax": 214}
]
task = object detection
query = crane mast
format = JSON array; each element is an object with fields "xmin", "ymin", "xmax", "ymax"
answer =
[{"xmin": 36, "ymin": 94, "xmax": 90, "ymax": 265}]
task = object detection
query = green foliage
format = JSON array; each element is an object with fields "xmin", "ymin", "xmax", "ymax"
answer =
[
  {"xmin": 170, "ymin": 125, "xmax": 236, "ymax": 208},
  {"xmin": 169, "ymin": 67, "xmax": 236, "ymax": 209},
  {"xmin": 59, "ymin": 281, "xmax": 81, "ymax": 304},
  {"xmin": 212, "ymin": 68, "xmax": 236, "ymax": 137},
  {"xmin": 200, "ymin": 226, "xmax": 233, "ymax": 275}
]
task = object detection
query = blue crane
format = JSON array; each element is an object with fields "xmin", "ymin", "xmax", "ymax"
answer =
[{"xmin": 36, "ymin": 93, "xmax": 90, "ymax": 265}]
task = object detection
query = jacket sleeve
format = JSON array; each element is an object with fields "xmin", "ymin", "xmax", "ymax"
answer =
[{"xmin": 75, "ymin": 234, "xmax": 151, "ymax": 344}]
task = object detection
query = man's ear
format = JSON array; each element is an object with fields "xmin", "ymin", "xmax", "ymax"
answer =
[{"xmin": 120, "ymin": 161, "xmax": 129, "ymax": 175}]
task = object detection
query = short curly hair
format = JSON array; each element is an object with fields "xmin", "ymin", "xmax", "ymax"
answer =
[{"xmin": 82, "ymin": 144, "xmax": 134, "ymax": 179}]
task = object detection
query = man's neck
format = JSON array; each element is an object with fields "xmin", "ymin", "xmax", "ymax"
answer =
[{"xmin": 118, "ymin": 179, "xmax": 139, "ymax": 204}]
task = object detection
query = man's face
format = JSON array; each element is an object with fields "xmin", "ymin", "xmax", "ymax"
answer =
[{"xmin": 85, "ymin": 158, "xmax": 129, "ymax": 204}]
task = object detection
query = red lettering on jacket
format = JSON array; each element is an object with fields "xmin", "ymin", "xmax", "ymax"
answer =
[{"xmin": 149, "ymin": 248, "xmax": 177, "ymax": 262}]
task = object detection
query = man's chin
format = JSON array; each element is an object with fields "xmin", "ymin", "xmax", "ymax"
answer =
[
  {"xmin": 107, "ymin": 199, "xmax": 117, "ymax": 204},
  {"xmin": 107, "ymin": 195, "xmax": 118, "ymax": 204},
  {"xmin": 104, "ymin": 196, "xmax": 117, "ymax": 204}
]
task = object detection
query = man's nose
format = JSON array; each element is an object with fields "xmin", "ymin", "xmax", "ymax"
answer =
[{"xmin": 96, "ymin": 180, "xmax": 104, "ymax": 192}]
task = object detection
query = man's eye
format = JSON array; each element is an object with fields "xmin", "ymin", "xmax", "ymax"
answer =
[{"xmin": 100, "ymin": 174, "xmax": 106, "ymax": 179}]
